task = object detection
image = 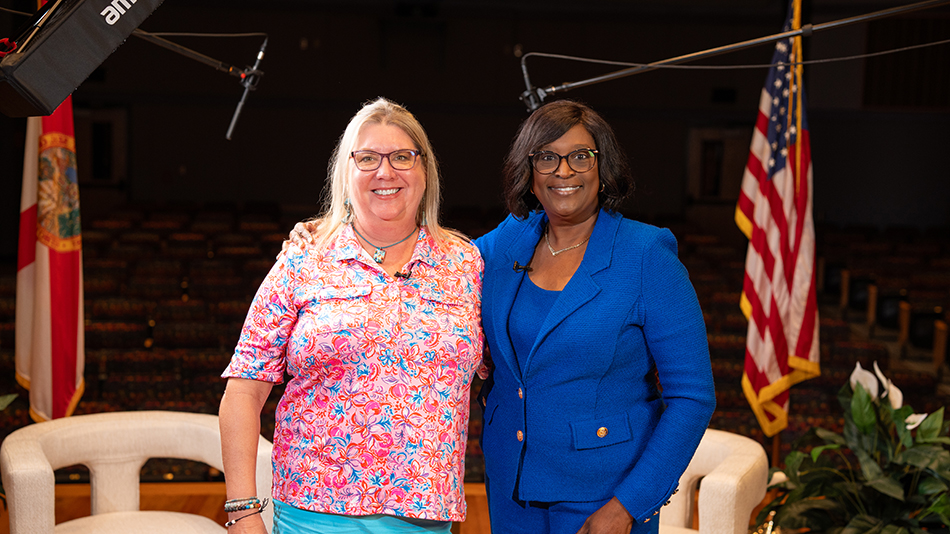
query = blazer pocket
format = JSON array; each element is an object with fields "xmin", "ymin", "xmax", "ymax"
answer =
[{"xmin": 570, "ymin": 412, "xmax": 633, "ymax": 450}]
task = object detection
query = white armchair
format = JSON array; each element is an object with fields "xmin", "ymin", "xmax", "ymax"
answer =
[
  {"xmin": 659, "ymin": 428, "xmax": 769, "ymax": 534},
  {"xmin": 0, "ymin": 411, "xmax": 273, "ymax": 534}
]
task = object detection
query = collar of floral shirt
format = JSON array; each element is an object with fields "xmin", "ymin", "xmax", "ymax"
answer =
[{"xmin": 324, "ymin": 224, "xmax": 447, "ymax": 272}]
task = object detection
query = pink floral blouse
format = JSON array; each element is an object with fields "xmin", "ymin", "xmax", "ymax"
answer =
[{"xmin": 223, "ymin": 225, "xmax": 484, "ymax": 522}]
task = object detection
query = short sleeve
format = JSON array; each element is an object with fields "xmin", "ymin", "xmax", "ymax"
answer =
[{"xmin": 222, "ymin": 251, "xmax": 301, "ymax": 383}]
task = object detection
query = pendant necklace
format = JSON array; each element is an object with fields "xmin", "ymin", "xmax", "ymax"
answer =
[
  {"xmin": 545, "ymin": 226, "xmax": 590, "ymax": 257},
  {"xmin": 352, "ymin": 224, "xmax": 417, "ymax": 263}
]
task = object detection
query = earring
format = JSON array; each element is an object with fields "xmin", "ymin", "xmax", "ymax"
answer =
[
  {"xmin": 600, "ymin": 183, "xmax": 606, "ymax": 193},
  {"xmin": 342, "ymin": 198, "xmax": 353, "ymax": 224}
]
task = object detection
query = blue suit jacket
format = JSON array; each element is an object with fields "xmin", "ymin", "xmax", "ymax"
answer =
[{"xmin": 474, "ymin": 209, "xmax": 715, "ymax": 525}]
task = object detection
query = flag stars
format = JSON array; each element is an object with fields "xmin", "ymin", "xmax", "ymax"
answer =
[
  {"xmin": 773, "ymin": 97, "xmax": 780, "ymax": 106},
  {"xmin": 780, "ymin": 147, "xmax": 788, "ymax": 158},
  {"xmin": 769, "ymin": 158, "xmax": 776, "ymax": 168},
  {"xmin": 774, "ymin": 79, "xmax": 783, "ymax": 89},
  {"xmin": 771, "ymin": 142, "xmax": 778, "ymax": 151},
  {"xmin": 780, "ymin": 107, "xmax": 786, "ymax": 116}
]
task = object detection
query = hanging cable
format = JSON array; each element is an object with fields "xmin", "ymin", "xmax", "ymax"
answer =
[{"xmin": 521, "ymin": 38, "xmax": 950, "ymax": 71}]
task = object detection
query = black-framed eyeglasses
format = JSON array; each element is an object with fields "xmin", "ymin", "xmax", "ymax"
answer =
[
  {"xmin": 528, "ymin": 148, "xmax": 599, "ymax": 175},
  {"xmin": 350, "ymin": 149, "xmax": 422, "ymax": 171}
]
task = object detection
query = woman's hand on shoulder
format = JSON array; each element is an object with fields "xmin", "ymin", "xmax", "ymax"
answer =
[
  {"xmin": 575, "ymin": 497, "xmax": 633, "ymax": 534},
  {"xmin": 280, "ymin": 220, "xmax": 318, "ymax": 258}
]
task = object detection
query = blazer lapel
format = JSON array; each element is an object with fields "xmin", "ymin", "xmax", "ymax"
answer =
[
  {"xmin": 523, "ymin": 209, "xmax": 619, "ymax": 374},
  {"xmin": 490, "ymin": 213, "xmax": 546, "ymax": 380}
]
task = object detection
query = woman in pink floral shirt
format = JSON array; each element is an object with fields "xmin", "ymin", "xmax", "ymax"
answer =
[{"xmin": 219, "ymin": 98, "xmax": 484, "ymax": 534}]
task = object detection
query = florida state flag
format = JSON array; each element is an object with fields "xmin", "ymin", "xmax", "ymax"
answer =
[{"xmin": 15, "ymin": 96, "xmax": 85, "ymax": 422}]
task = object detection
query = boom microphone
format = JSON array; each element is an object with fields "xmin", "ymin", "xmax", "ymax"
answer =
[{"xmin": 226, "ymin": 36, "xmax": 267, "ymax": 140}]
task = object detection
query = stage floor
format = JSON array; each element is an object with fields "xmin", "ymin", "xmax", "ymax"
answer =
[{"xmin": 0, "ymin": 482, "xmax": 491, "ymax": 534}]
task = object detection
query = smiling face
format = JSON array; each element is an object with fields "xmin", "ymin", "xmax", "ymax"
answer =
[
  {"xmin": 531, "ymin": 123, "xmax": 600, "ymax": 225},
  {"xmin": 348, "ymin": 122, "xmax": 426, "ymax": 232}
]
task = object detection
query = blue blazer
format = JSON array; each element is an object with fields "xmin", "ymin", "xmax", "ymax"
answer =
[{"xmin": 474, "ymin": 209, "xmax": 716, "ymax": 525}]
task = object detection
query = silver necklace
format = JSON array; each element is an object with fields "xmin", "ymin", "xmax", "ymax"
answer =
[
  {"xmin": 545, "ymin": 227, "xmax": 590, "ymax": 256},
  {"xmin": 352, "ymin": 224, "xmax": 417, "ymax": 263}
]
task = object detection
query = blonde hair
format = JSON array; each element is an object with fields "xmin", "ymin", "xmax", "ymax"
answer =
[{"xmin": 309, "ymin": 97, "xmax": 462, "ymax": 251}]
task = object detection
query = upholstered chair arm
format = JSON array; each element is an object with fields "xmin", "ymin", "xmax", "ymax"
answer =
[
  {"xmin": 695, "ymin": 435, "xmax": 768, "ymax": 534},
  {"xmin": 1, "ymin": 423, "xmax": 58, "ymax": 534}
]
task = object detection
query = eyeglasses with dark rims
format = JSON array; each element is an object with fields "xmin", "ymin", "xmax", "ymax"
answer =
[
  {"xmin": 350, "ymin": 149, "xmax": 422, "ymax": 171},
  {"xmin": 528, "ymin": 148, "xmax": 599, "ymax": 175}
]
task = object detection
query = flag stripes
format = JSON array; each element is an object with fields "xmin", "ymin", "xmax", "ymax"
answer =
[{"xmin": 737, "ymin": 0, "xmax": 820, "ymax": 438}]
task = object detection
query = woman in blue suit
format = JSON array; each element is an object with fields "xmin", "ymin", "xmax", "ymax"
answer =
[{"xmin": 474, "ymin": 100, "xmax": 715, "ymax": 534}]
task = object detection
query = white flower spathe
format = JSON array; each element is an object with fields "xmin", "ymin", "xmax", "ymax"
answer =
[
  {"xmin": 905, "ymin": 413, "xmax": 928, "ymax": 430},
  {"xmin": 873, "ymin": 361, "xmax": 904, "ymax": 409},
  {"xmin": 850, "ymin": 362, "xmax": 879, "ymax": 401}
]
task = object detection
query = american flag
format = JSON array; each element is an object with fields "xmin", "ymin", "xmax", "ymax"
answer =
[{"xmin": 736, "ymin": 0, "xmax": 820, "ymax": 438}]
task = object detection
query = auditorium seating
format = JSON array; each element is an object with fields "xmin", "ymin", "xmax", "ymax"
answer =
[{"xmin": 0, "ymin": 205, "xmax": 948, "ymax": 484}]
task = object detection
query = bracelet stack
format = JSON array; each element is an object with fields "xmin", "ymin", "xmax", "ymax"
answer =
[{"xmin": 224, "ymin": 497, "xmax": 269, "ymax": 528}]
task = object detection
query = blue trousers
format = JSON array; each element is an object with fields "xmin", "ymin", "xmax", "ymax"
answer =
[{"xmin": 485, "ymin": 475, "xmax": 659, "ymax": 534}]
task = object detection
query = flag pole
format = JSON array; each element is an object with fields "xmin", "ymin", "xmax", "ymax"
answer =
[{"xmin": 737, "ymin": 0, "xmax": 821, "ymax": 450}]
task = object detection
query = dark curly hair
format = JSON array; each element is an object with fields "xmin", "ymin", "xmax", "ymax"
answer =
[{"xmin": 502, "ymin": 100, "xmax": 634, "ymax": 219}]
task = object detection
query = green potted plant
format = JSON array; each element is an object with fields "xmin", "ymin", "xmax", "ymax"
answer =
[{"xmin": 758, "ymin": 362, "xmax": 950, "ymax": 533}]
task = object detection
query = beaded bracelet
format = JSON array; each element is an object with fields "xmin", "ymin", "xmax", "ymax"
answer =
[
  {"xmin": 224, "ymin": 498, "xmax": 269, "ymax": 528},
  {"xmin": 224, "ymin": 497, "xmax": 261, "ymax": 513}
]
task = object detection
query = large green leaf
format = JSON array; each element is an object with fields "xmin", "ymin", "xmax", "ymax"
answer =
[
  {"xmin": 0, "ymin": 393, "xmax": 16, "ymax": 411},
  {"xmin": 899, "ymin": 446, "xmax": 949, "ymax": 471},
  {"xmin": 856, "ymin": 448, "xmax": 886, "ymax": 481},
  {"xmin": 853, "ymin": 384, "xmax": 878, "ymax": 435},
  {"xmin": 841, "ymin": 514, "xmax": 885, "ymax": 534},
  {"xmin": 934, "ymin": 454, "xmax": 950, "ymax": 480},
  {"xmin": 839, "ymin": 382, "xmax": 855, "ymax": 411},
  {"xmin": 812, "ymin": 444, "xmax": 843, "ymax": 463},
  {"xmin": 917, "ymin": 476, "xmax": 948, "ymax": 495},
  {"xmin": 774, "ymin": 498, "xmax": 845, "ymax": 530},
  {"xmin": 866, "ymin": 476, "xmax": 907, "ymax": 502},
  {"xmin": 893, "ymin": 405, "xmax": 915, "ymax": 448},
  {"xmin": 918, "ymin": 408, "xmax": 946, "ymax": 444},
  {"xmin": 845, "ymin": 412, "xmax": 877, "ymax": 455},
  {"xmin": 926, "ymin": 492, "xmax": 950, "ymax": 518},
  {"xmin": 785, "ymin": 451, "xmax": 807, "ymax": 485},
  {"xmin": 817, "ymin": 427, "xmax": 848, "ymax": 445},
  {"xmin": 855, "ymin": 448, "xmax": 905, "ymax": 501}
]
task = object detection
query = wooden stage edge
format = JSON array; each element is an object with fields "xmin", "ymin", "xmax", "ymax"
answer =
[{"xmin": 0, "ymin": 482, "xmax": 491, "ymax": 534}]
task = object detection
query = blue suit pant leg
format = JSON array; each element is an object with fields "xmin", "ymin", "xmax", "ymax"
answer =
[{"xmin": 485, "ymin": 475, "xmax": 659, "ymax": 534}]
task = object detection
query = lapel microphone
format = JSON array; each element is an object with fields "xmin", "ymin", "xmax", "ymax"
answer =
[
  {"xmin": 513, "ymin": 261, "xmax": 532, "ymax": 273},
  {"xmin": 394, "ymin": 266, "xmax": 413, "ymax": 279}
]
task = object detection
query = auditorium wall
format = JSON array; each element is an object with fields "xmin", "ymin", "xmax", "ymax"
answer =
[{"xmin": 1, "ymin": 0, "xmax": 947, "ymax": 261}]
